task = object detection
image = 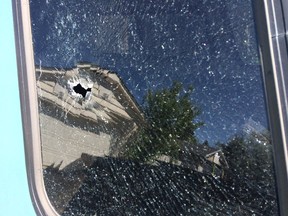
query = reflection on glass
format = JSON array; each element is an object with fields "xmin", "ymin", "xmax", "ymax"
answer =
[{"xmin": 31, "ymin": 0, "xmax": 278, "ymax": 215}]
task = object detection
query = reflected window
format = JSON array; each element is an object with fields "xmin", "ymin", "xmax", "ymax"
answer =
[{"xmin": 27, "ymin": 0, "xmax": 279, "ymax": 215}]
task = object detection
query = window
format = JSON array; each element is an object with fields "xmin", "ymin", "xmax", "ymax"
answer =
[{"xmin": 13, "ymin": 0, "xmax": 288, "ymax": 215}]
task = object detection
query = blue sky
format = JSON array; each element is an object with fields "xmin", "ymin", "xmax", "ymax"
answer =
[{"xmin": 30, "ymin": 0, "xmax": 268, "ymax": 144}]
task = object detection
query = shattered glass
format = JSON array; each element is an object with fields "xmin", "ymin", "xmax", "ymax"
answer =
[{"xmin": 30, "ymin": 0, "xmax": 278, "ymax": 215}]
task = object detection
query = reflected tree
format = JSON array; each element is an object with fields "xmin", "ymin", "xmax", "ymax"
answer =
[
  {"xmin": 122, "ymin": 81, "xmax": 203, "ymax": 162},
  {"xmin": 221, "ymin": 133, "xmax": 274, "ymax": 183},
  {"xmin": 220, "ymin": 132, "xmax": 277, "ymax": 214}
]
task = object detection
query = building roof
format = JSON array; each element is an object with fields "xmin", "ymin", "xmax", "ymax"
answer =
[
  {"xmin": 36, "ymin": 63, "xmax": 145, "ymax": 128},
  {"xmin": 37, "ymin": 63, "xmax": 146, "ymax": 169}
]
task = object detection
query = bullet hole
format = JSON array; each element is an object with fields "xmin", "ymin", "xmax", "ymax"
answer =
[{"xmin": 73, "ymin": 83, "xmax": 92, "ymax": 98}]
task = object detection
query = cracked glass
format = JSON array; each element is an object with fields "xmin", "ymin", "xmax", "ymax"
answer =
[{"xmin": 30, "ymin": 0, "xmax": 278, "ymax": 215}]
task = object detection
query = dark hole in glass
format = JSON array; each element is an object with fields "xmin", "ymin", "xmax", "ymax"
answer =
[{"xmin": 73, "ymin": 83, "xmax": 91, "ymax": 98}]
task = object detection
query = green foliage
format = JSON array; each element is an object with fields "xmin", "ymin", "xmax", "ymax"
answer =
[
  {"xmin": 221, "ymin": 133, "xmax": 274, "ymax": 183},
  {"xmin": 209, "ymin": 132, "xmax": 277, "ymax": 215},
  {"xmin": 123, "ymin": 82, "xmax": 203, "ymax": 162},
  {"xmin": 220, "ymin": 132, "xmax": 276, "ymax": 207}
]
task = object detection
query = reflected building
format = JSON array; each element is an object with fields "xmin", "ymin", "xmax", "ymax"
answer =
[{"xmin": 36, "ymin": 63, "xmax": 145, "ymax": 170}]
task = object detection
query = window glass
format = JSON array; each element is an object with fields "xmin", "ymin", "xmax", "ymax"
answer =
[{"xmin": 30, "ymin": 0, "xmax": 278, "ymax": 215}]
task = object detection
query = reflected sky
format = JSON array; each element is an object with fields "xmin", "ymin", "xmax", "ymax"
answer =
[{"xmin": 30, "ymin": 0, "xmax": 268, "ymax": 144}]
